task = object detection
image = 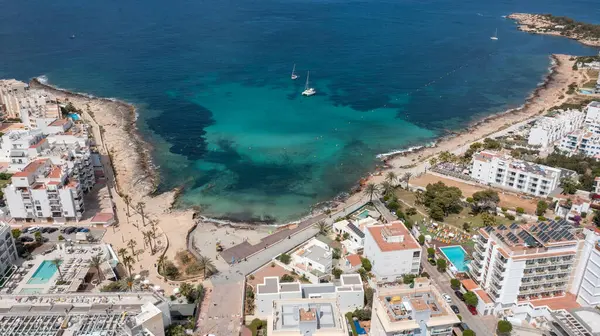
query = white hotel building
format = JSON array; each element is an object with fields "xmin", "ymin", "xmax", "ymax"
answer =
[
  {"xmin": 470, "ymin": 150, "xmax": 562, "ymax": 197},
  {"xmin": 0, "ymin": 221, "xmax": 18, "ymax": 277},
  {"xmin": 370, "ymin": 278, "xmax": 460, "ymax": 336},
  {"xmin": 363, "ymin": 221, "xmax": 421, "ymax": 283},
  {"xmin": 3, "ymin": 158, "xmax": 86, "ymax": 222},
  {"xmin": 467, "ymin": 220, "xmax": 600, "ymax": 322},
  {"xmin": 527, "ymin": 109, "xmax": 584, "ymax": 148}
]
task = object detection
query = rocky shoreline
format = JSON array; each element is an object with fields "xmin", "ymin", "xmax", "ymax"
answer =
[
  {"xmin": 29, "ymin": 78, "xmax": 158, "ymax": 198},
  {"xmin": 508, "ymin": 13, "xmax": 600, "ymax": 47}
]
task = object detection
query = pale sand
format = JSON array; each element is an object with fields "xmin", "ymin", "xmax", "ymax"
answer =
[
  {"xmin": 30, "ymin": 80, "xmax": 196, "ymax": 292},
  {"xmin": 25, "ymin": 53, "xmax": 585, "ymax": 292},
  {"xmin": 509, "ymin": 13, "xmax": 600, "ymax": 47},
  {"xmin": 369, "ymin": 54, "xmax": 587, "ymax": 184}
]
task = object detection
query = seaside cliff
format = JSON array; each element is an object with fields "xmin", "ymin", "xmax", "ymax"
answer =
[
  {"xmin": 30, "ymin": 78, "xmax": 158, "ymax": 198},
  {"xmin": 508, "ymin": 13, "xmax": 600, "ymax": 47}
]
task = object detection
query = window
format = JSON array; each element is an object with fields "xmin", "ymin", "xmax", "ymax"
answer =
[
  {"xmin": 413, "ymin": 251, "xmax": 420, "ymax": 258},
  {"xmin": 35, "ymin": 206, "xmax": 41, "ymax": 210}
]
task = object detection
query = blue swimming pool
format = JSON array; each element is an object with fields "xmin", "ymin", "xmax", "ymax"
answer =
[
  {"xmin": 27, "ymin": 261, "xmax": 59, "ymax": 284},
  {"xmin": 439, "ymin": 246, "xmax": 470, "ymax": 272},
  {"xmin": 353, "ymin": 320, "xmax": 367, "ymax": 335},
  {"xmin": 357, "ymin": 209, "xmax": 370, "ymax": 219},
  {"xmin": 68, "ymin": 113, "xmax": 81, "ymax": 121}
]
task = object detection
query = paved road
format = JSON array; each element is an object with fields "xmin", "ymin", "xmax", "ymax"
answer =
[
  {"xmin": 18, "ymin": 228, "xmax": 106, "ymax": 242},
  {"xmin": 197, "ymin": 197, "xmax": 368, "ymax": 336},
  {"xmin": 420, "ymin": 248, "xmax": 495, "ymax": 336}
]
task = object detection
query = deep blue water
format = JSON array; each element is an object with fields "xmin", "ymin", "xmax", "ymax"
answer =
[{"xmin": 1, "ymin": 0, "xmax": 599, "ymax": 222}]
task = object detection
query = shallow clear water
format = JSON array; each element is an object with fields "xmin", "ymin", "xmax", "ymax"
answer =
[
  {"xmin": 0, "ymin": 0, "xmax": 599, "ymax": 222},
  {"xmin": 27, "ymin": 261, "xmax": 59, "ymax": 284}
]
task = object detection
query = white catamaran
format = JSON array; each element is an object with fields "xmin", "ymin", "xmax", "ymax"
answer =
[
  {"xmin": 302, "ymin": 71, "xmax": 316, "ymax": 96},
  {"xmin": 291, "ymin": 64, "xmax": 298, "ymax": 80},
  {"xmin": 490, "ymin": 28, "xmax": 498, "ymax": 40}
]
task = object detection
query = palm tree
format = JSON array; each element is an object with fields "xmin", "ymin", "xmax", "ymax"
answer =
[
  {"xmin": 122, "ymin": 255, "xmax": 135, "ymax": 277},
  {"xmin": 385, "ymin": 171, "xmax": 398, "ymax": 186},
  {"xmin": 137, "ymin": 202, "xmax": 146, "ymax": 227},
  {"xmin": 316, "ymin": 221, "xmax": 328, "ymax": 235},
  {"xmin": 51, "ymin": 257, "xmax": 63, "ymax": 280},
  {"xmin": 118, "ymin": 248, "xmax": 128, "ymax": 261},
  {"xmin": 439, "ymin": 151, "xmax": 452, "ymax": 163},
  {"xmin": 402, "ymin": 172, "xmax": 413, "ymax": 189},
  {"xmin": 127, "ymin": 239, "xmax": 137, "ymax": 260},
  {"xmin": 179, "ymin": 282, "xmax": 194, "ymax": 298},
  {"xmin": 123, "ymin": 194, "xmax": 131, "ymax": 217},
  {"xmin": 363, "ymin": 183, "xmax": 380, "ymax": 202},
  {"xmin": 157, "ymin": 255, "xmax": 167, "ymax": 275},
  {"xmin": 90, "ymin": 254, "xmax": 104, "ymax": 281},
  {"xmin": 379, "ymin": 181, "xmax": 394, "ymax": 197},
  {"xmin": 429, "ymin": 157, "xmax": 438, "ymax": 167},
  {"xmin": 124, "ymin": 275, "xmax": 135, "ymax": 292},
  {"xmin": 143, "ymin": 231, "xmax": 155, "ymax": 254},
  {"xmin": 198, "ymin": 255, "xmax": 217, "ymax": 278}
]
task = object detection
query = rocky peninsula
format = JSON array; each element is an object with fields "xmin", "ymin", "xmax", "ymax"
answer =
[{"xmin": 508, "ymin": 13, "xmax": 600, "ymax": 47}]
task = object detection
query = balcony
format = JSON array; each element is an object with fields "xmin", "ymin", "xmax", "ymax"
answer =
[
  {"xmin": 493, "ymin": 262, "xmax": 506, "ymax": 274},
  {"xmin": 474, "ymin": 243, "xmax": 486, "ymax": 254},
  {"xmin": 492, "ymin": 272, "xmax": 504, "ymax": 282}
]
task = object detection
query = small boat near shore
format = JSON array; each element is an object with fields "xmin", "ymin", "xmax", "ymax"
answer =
[
  {"xmin": 291, "ymin": 64, "xmax": 298, "ymax": 80},
  {"xmin": 302, "ymin": 71, "xmax": 316, "ymax": 96}
]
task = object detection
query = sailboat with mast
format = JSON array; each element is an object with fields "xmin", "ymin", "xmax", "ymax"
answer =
[
  {"xmin": 302, "ymin": 71, "xmax": 316, "ymax": 96},
  {"xmin": 490, "ymin": 28, "xmax": 498, "ymax": 40},
  {"xmin": 291, "ymin": 64, "xmax": 298, "ymax": 80}
]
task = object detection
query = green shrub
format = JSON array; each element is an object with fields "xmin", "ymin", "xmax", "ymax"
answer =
[{"xmin": 516, "ymin": 207, "xmax": 525, "ymax": 214}]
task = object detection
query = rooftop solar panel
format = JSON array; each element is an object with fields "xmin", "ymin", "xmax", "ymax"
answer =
[
  {"xmin": 498, "ymin": 225, "xmax": 507, "ymax": 231},
  {"xmin": 510, "ymin": 223, "xmax": 519, "ymax": 230}
]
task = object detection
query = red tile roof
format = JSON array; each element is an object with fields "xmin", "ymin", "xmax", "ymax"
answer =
[
  {"xmin": 474, "ymin": 289, "xmax": 493, "ymax": 304},
  {"xmin": 461, "ymin": 279, "xmax": 479, "ymax": 292},
  {"xmin": 28, "ymin": 138, "xmax": 47, "ymax": 149},
  {"xmin": 367, "ymin": 222, "xmax": 419, "ymax": 252},
  {"xmin": 346, "ymin": 254, "xmax": 361, "ymax": 267},
  {"xmin": 12, "ymin": 159, "xmax": 48, "ymax": 177},
  {"xmin": 49, "ymin": 119, "xmax": 70, "ymax": 126}
]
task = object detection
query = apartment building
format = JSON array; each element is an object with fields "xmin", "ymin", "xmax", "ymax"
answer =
[
  {"xmin": 558, "ymin": 129, "xmax": 600, "ymax": 158},
  {"xmin": 3, "ymin": 159, "xmax": 86, "ymax": 222},
  {"xmin": 288, "ymin": 237, "xmax": 333, "ymax": 283},
  {"xmin": 267, "ymin": 298, "xmax": 349, "ymax": 336},
  {"xmin": 550, "ymin": 308, "xmax": 600, "ymax": 336},
  {"xmin": 0, "ymin": 292, "xmax": 172, "ymax": 336},
  {"xmin": 0, "ymin": 80, "xmax": 59, "ymax": 126},
  {"xmin": 254, "ymin": 274, "xmax": 364, "ymax": 318},
  {"xmin": 571, "ymin": 228, "xmax": 600, "ymax": 306},
  {"xmin": 527, "ymin": 110, "xmax": 584, "ymax": 148},
  {"xmin": 470, "ymin": 150, "xmax": 562, "ymax": 197},
  {"xmin": 363, "ymin": 221, "xmax": 421, "ymax": 283},
  {"xmin": 553, "ymin": 194, "xmax": 591, "ymax": 224},
  {"xmin": 469, "ymin": 220, "xmax": 583, "ymax": 313},
  {"xmin": 370, "ymin": 278, "xmax": 460, "ymax": 336},
  {"xmin": 0, "ymin": 221, "xmax": 18, "ymax": 277},
  {"xmin": 0, "ymin": 129, "xmax": 48, "ymax": 172}
]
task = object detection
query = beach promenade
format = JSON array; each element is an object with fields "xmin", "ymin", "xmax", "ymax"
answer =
[{"xmin": 196, "ymin": 196, "xmax": 367, "ymax": 335}]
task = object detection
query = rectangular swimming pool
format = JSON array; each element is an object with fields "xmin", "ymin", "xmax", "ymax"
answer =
[
  {"xmin": 27, "ymin": 260, "xmax": 59, "ymax": 284},
  {"xmin": 439, "ymin": 246, "xmax": 470, "ymax": 272}
]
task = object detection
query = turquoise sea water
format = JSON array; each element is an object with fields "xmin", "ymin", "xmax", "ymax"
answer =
[
  {"xmin": 440, "ymin": 246, "xmax": 470, "ymax": 272},
  {"xmin": 0, "ymin": 0, "xmax": 599, "ymax": 222}
]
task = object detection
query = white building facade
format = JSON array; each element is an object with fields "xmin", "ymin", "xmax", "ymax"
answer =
[
  {"xmin": 527, "ymin": 110, "xmax": 584, "ymax": 148},
  {"xmin": 3, "ymin": 159, "xmax": 86, "ymax": 222},
  {"xmin": 470, "ymin": 150, "xmax": 561, "ymax": 197},
  {"xmin": 363, "ymin": 221, "xmax": 421, "ymax": 283},
  {"xmin": 0, "ymin": 221, "xmax": 18, "ymax": 276},
  {"xmin": 370, "ymin": 278, "xmax": 460, "ymax": 336}
]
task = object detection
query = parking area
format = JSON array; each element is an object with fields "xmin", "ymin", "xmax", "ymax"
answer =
[{"xmin": 15, "ymin": 227, "xmax": 106, "ymax": 243}]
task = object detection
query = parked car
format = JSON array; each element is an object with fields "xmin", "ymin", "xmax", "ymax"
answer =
[
  {"xmin": 19, "ymin": 236, "xmax": 34, "ymax": 242},
  {"xmin": 81, "ymin": 228, "xmax": 90, "ymax": 233},
  {"xmin": 467, "ymin": 305, "xmax": 478, "ymax": 315},
  {"xmin": 450, "ymin": 305, "xmax": 460, "ymax": 314},
  {"xmin": 454, "ymin": 290, "xmax": 464, "ymax": 301},
  {"xmin": 47, "ymin": 228, "xmax": 58, "ymax": 233},
  {"xmin": 77, "ymin": 227, "xmax": 87, "ymax": 232},
  {"xmin": 27, "ymin": 227, "xmax": 40, "ymax": 233},
  {"xmin": 41, "ymin": 227, "xmax": 50, "ymax": 233},
  {"xmin": 458, "ymin": 323, "xmax": 470, "ymax": 331},
  {"xmin": 65, "ymin": 227, "xmax": 77, "ymax": 234},
  {"xmin": 428, "ymin": 258, "xmax": 436, "ymax": 266},
  {"xmin": 442, "ymin": 293, "xmax": 452, "ymax": 303}
]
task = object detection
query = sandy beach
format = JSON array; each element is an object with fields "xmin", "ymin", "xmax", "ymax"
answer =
[
  {"xmin": 509, "ymin": 13, "xmax": 600, "ymax": 47},
  {"xmin": 23, "ymin": 50, "xmax": 588, "ymax": 295},
  {"xmin": 374, "ymin": 54, "xmax": 587, "ymax": 181}
]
